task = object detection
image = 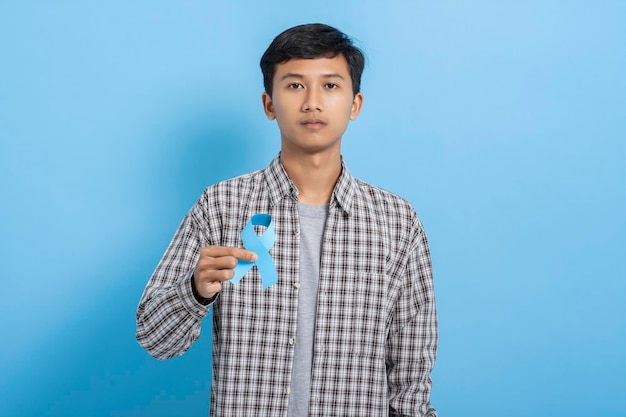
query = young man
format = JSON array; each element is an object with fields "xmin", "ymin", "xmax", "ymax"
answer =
[{"xmin": 136, "ymin": 23, "xmax": 438, "ymax": 417}]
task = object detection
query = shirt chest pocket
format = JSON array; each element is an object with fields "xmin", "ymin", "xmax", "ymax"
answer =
[{"xmin": 323, "ymin": 272, "xmax": 389, "ymax": 359}]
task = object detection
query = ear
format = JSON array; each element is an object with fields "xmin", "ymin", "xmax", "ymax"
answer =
[
  {"xmin": 262, "ymin": 92, "xmax": 276, "ymax": 120},
  {"xmin": 349, "ymin": 92, "xmax": 364, "ymax": 121}
]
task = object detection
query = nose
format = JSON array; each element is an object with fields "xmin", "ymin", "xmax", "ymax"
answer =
[{"xmin": 302, "ymin": 88, "xmax": 322, "ymax": 112}]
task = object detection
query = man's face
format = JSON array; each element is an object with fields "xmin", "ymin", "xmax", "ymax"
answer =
[{"xmin": 262, "ymin": 55, "xmax": 363, "ymax": 156}]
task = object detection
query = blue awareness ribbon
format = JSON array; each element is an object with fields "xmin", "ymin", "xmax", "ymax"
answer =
[{"xmin": 230, "ymin": 213, "xmax": 278, "ymax": 289}]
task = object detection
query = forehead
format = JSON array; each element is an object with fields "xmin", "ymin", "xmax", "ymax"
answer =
[{"xmin": 273, "ymin": 55, "xmax": 351, "ymax": 80}]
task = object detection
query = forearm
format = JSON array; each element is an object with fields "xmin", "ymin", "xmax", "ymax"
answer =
[
  {"xmin": 136, "ymin": 269, "xmax": 212, "ymax": 359},
  {"xmin": 388, "ymin": 224, "xmax": 438, "ymax": 416},
  {"xmin": 387, "ymin": 298, "xmax": 438, "ymax": 417}
]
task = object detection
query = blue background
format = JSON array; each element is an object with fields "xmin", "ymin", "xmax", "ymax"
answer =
[{"xmin": 1, "ymin": 1, "xmax": 624, "ymax": 416}]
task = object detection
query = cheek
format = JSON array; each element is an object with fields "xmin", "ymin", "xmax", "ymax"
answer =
[
  {"xmin": 273, "ymin": 108, "xmax": 292, "ymax": 125},
  {"xmin": 336, "ymin": 95, "xmax": 357, "ymax": 114},
  {"xmin": 272, "ymin": 110, "xmax": 296, "ymax": 133},
  {"xmin": 271, "ymin": 99, "xmax": 294, "ymax": 118}
]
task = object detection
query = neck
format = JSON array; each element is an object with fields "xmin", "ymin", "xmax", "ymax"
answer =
[{"xmin": 280, "ymin": 149, "xmax": 341, "ymax": 205}]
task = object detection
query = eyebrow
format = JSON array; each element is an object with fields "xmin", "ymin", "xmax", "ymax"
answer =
[{"xmin": 279, "ymin": 73, "xmax": 346, "ymax": 81}]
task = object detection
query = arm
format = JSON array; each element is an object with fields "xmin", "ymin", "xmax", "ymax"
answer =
[
  {"xmin": 135, "ymin": 203, "xmax": 258, "ymax": 360},
  {"xmin": 387, "ymin": 223, "xmax": 438, "ymax": 417},
  {"xmin": 135, "ymin": 212, "xmax": 210, "ymax": 360}
]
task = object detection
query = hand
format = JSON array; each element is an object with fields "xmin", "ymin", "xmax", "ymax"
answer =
[{"xmin": 193, "ymin": 246, "xmax": 257, "ymax": 299}]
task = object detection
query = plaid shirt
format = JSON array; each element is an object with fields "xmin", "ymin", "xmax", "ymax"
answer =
[{"xmin": 136, "ymin": 155, "xmax": 438, "ymax": 417}]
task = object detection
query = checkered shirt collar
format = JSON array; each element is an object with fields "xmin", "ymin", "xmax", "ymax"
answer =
[{"xmin": 263, "ymin": 154, "xmax": 356, "ymax": 215}]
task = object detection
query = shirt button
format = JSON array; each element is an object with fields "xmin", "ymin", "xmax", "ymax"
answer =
[
  {"xmin": 294, "ymin": 228, "xmax": 300, "ymax": 236},
  {"xmin": 288, "ymin": 338, "xmax": 295, "ymax": 345},
  {"xmin": 293, "ymin": 282, "xmax": 301, "ymax": 289},
  {"xmin": 284, "ymin": 387, "xmax": 291, "ymax": 395}
]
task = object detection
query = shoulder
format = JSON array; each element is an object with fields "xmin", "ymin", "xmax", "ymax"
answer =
[
  {"xmin": 202, "ymin": 169, "xmax": 264, "ymax": 202},
  {"xmin": 354, "ymin": 179, "xmax": 419, "ymax": 219},
  {"xmin": 351, "ymin": 177, "xmax": 428, "ymax": 244},
  {"xmin": 187, "ymin": 168, "xmax": 265, "ymax": 219}
]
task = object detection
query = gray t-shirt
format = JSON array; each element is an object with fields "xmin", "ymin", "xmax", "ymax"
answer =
[{"xmin": 287, "ymin": 202, "xmax": 328, "ymax": 417}]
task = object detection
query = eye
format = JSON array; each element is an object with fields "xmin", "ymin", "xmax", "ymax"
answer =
[
  {"xmin": 288, "ymin": 83, "xmax": 304, "ymax": 89},
  {"xmin": 325, "ymin": 83, "xmax": 338, "ymax": 89}
]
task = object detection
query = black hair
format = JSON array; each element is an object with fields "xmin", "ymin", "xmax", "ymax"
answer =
[{"xmin": 260, "ymin": 23, "xmax": 365, "ymax": 97}]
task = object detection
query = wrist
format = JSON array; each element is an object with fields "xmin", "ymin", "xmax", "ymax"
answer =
[{"xmin": 191, "ymin": 274, "xmax": 217, "ymax": 305}]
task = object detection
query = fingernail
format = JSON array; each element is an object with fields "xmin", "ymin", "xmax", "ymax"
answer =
[{"xmin": 251, "ymin": 253, "xmax": 258, "ymax": 261}]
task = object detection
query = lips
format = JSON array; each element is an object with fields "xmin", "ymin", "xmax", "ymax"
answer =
[{"xmin": 300, "ymin": 118, "xmax": 327, "ymax": 129}]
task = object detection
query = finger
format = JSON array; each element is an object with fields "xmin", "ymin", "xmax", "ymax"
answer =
[
  {"xmin": 196, "ymin": 280, "xmax": 222, "ymax": 298},
  {"xmin": 198, "ymin": 255, "xmax": 238, "ymax": 271},
  {"xmin": 234, "ymin": 248, "xmax": 258, "ymax": 262},
  {"xmin": 202, "ymin": 246, "xmax": 257, "ymax": 262},
  {"xmin": 200, "ymin": 268, "xmax": 235, "ymax": 283}
]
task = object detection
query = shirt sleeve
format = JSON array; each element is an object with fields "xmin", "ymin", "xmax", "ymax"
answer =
[
  {"xmin": 387, "ymin": 218, "xmax": 438, "ymax": 417},
  {"xmin": 135, "ymin": 208, "xmax": 214, "ymax": 360}
]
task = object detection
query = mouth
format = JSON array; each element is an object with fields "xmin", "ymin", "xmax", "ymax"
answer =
[{"xmin": 300, "ymin": 119, "xmax": 327, "ymax": 129}]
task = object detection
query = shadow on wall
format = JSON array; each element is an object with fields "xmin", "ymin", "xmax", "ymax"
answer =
[{"xmin": 1, "ymin": 107, "xmax": 269, "ymax": 417}]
